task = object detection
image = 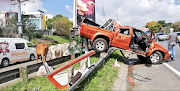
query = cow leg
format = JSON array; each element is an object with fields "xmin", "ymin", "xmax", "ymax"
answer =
[
  {"xmin": 53, "ymin": 51, "xmax": 56, "ymax": 59},
  {"xmin": 49, "ymin": 51, "xmax": 52, "ymax": 60},
  {"xmin": 41, "ymin": 53, "xmax": 44, "ymax": 62},
  {"xmin": 44, "ymin": 53, "xmax": 47, "ymax": 62},
  {"xmin": 36, "ymin": 54, "xmax": 39, "ymax": 63}
]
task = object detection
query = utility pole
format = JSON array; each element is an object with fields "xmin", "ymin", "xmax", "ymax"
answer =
[
  {"xmin": 17, "ymin": 0, "xmax": 22, "ymax": 34},
  {"xmin": 11, "ymin": 0, "xmax": 34, "ymax": 37}
]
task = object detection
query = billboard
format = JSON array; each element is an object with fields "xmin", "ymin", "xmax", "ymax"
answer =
[{"xmin": 76, "ymin": 0, "xmax": 95, "ymax": 25}]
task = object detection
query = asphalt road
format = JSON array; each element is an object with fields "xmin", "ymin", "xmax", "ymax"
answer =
[{"xmin": 156, "ymin": 40, "xmax": 180, "ymax": 72}]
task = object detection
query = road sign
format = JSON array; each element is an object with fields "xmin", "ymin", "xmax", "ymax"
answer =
[
  {"xmin": 16, "ymin": 22, "xmax": 22, "ymax": 26},
  {"xmin": 38, "ymin": 10, "xmax": 44, "ymax": 13}
]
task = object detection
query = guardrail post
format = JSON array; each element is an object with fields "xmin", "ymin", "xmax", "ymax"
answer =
[{"xmin": 19, "ymin": 66, "xmax": 28, "ymax": 83}]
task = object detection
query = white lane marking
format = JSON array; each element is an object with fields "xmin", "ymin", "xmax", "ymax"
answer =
[{"xmin": 163, "ymin": 63, "xmax": 180, "ymax": 77}]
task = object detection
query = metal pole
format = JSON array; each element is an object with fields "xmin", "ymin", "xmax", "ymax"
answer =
[
  {"xmin": 18, "ymin": 0, "xmax": 22, "ymax": 34},
  {"xmin": 73, "ymin": 0, "xmax": 77, "ymax": 27},
  {"xmin": 117, "ymin": 0, "xmax": 118, "ymax": 20},
  {"xmin": 85, "ymin": 38, "xmax": 90, "ymax": 67}
]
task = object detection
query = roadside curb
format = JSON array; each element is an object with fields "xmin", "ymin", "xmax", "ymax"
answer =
[{"xmin": 113, "ymin": 63, "xmax": 128, "ymax": 90}]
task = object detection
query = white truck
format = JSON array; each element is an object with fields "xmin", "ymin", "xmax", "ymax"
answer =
[{"xmin": 0, "ymin": 38, "xmax": 36, "ymax": 67}]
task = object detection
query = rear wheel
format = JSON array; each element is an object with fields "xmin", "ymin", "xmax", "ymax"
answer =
[
  {"xmin": 1, "ymin": 58, "xmax": 9, "ymax": 67},
  {"xmin": 93, "ymin": 38, "xmax": 108, "ymax": 53},
  {"xmin": 29, "ymin": 54, "xmax": 35, "ymax": 61},
  {"xmin": 137, "ymin": 55, "xmax": 147, "ymax": 61},
  {"xmin": 147, "ymin": 51, "xmax": 163, "ymax": 64}
]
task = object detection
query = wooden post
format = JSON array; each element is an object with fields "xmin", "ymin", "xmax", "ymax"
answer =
[
  {"xmin": 68, "ymin": 53, "xmax": 75, "ymax": 88},
  {"xmin": 19, "ymin": 66, "xmax": 28, "ymax": 83}
]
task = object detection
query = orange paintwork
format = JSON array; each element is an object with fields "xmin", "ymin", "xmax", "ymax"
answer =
[
  {"xmin": 80, "ymin": 21, "xmax": 170, "ymax": 60},
  {"xmin": 10, "ymin": 57, "xmax": 29, "ymax": 63},
  {"xmin": 11, "ymin": 51, "xmax": 27, "ymax": 56}
]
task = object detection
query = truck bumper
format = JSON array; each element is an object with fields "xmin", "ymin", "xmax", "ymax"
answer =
[{"xmin": 164, "ymin": 53, "xmax": 170, "ymax": 60}]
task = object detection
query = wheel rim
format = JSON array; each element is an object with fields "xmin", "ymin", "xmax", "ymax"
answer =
[
  {"xmin": 3, "ymin": 60, "xmax": 9, "ymax": 66},
  {"xmin": 96, "ymin": 41, "xmax": 105, "ymax": 51},
  {"xmin": 150, "ymin": 53, "xmax": 159, "ymax": 63},
  {"xmin": 31, "ymin": 55, "xmax": 35, "ymax": 60}
]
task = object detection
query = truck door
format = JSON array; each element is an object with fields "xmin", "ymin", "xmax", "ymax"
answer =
[
  {"xmin": 111, "ymin": 28, "xmax": 132, "ymax": 50},
  {"xmin": 132, "ymin": 29, "xmax": 149, "ymax": 52}
]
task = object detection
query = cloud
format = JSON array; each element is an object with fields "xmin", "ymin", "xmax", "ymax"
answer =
[
  {"xmin": 46, "ymin": 14, "xmax": 53, "ymax": 19},
  {"xmin": 68, "ymin": 17, "xmax": 73, "ymax": 21},
  {"xmin": 0, "ymin": 0, "xmax": 47, "ymax": 13},
  {"xmin": 95, "ymin": 0, "xmax": 180, "ymax": 28},
  {"xmin": 21, "ymin": 0, "xmax": 48, "ymax": 13},
  {"xmin": 65, "ymin": 5, "xmax": 73, "ymax": 13}
]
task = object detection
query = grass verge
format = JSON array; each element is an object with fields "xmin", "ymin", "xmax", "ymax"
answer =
[
  {"xmin": 43, "ymin": 35, "xmax": 69, "ymax": 44},
  {"xmin": 2, "ymin": 50, "xmax": 123, "ymax": 91}
]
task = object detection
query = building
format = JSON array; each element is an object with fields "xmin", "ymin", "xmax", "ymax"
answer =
[
  {"xmin": 22, "ymin": 11, "xmax": 48, "ymax": 30},
  {"xmin": 0, "ymin": 11, "xmax": 47, "ymax": 30},
  {"xmin": 0, "ymin": 11, "xmax": 17, "ymax": 26}
]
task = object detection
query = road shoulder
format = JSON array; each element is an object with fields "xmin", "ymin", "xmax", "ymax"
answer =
[{"xmin": 113, "ymin": 62, "xmax": 128, "ymax": 90}]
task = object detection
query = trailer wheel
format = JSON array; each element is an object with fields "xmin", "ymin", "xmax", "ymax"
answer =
[
  {"xmin": 1, "ymin": 58, "xmax": 9, "ymax": 67},
  {"xmin": 93, "ymin": 38, "xmax": 108, "ymax": 53},
  {"xmin": 147, "ymin": 51, "xmax": 163, "ymax": 64},
  {"xmin": 137, "ymin": 55, "xmax": 147, "ymax": 61}
]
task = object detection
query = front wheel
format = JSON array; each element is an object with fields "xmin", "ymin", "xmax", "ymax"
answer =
[
  {"xmin": 93, "ymin": 38, "xmax": 108, "ymax": 53},
  {"xmin": 147, "ymin": 51, "xmax": 163, "ymax": 64}
]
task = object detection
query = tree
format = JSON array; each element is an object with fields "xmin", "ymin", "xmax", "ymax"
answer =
[
  {"xmin": 145, "ymin": 21, "xmax": 162, "ymax": 33},
  {"xmin": 0, "ymin": 18, "xmax": 5, "ymax": 37},
  {"xmin": 46, "ymin": 14, "xmax": 63, "ymax": 29},
  {"xmin": 172, "ymin": 21, "xmax": 180, "ymax": 32},
  {"xmin": 53, "ymin": 17, "xmax": 73, "ymax": 37},
  {"xmin": 158, "ymin": 20, "xmax": 166, "ymax": 27}
]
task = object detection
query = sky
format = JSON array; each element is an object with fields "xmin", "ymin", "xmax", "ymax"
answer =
[{"xmin": 0, "ymin": 0, "xmax": 180, "ymax": 28}]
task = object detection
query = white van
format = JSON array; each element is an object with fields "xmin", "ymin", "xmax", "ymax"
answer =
[{"xmin": 0, "ymin": 38, "xmax": 36, "ymax": 67}]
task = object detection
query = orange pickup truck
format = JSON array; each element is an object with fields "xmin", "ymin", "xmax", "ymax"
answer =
[{"xmin": 78, "ymin": 18, "xmax": 170, "ymax": 64}]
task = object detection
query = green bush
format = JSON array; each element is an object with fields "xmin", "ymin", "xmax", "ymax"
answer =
[{"xmin": 33, "ymin": 32, "xmax": 42, "ymax": 38}]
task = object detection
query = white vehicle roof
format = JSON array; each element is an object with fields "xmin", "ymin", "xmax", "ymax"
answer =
[{"xmin": 0, "ymin": 38, "xmax": 30, "ymax": 43}]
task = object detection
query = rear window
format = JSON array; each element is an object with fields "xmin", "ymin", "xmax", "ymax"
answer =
[{"xmin": 15, "ymin": 43, "xmax": 25, "ymax": 49}]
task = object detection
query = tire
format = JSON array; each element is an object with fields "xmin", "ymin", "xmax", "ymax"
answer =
[
  {"xmin": 137, "ymin": 55, "xmax": 147, "ymax": 61},
  {"xmin": 147, "ymin": 51, "xmax": 163, "ymax": 64},
  {"xmin": 93, "ymin": 38, "xmax": 108, "ymax": 53},
  {"xmin": 29, "ymin": 54, "xmax": 35, "ymax": 61},
  {"xmin": 1, "ymin": 58, "xmax": 9, "ymax": 67}
]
